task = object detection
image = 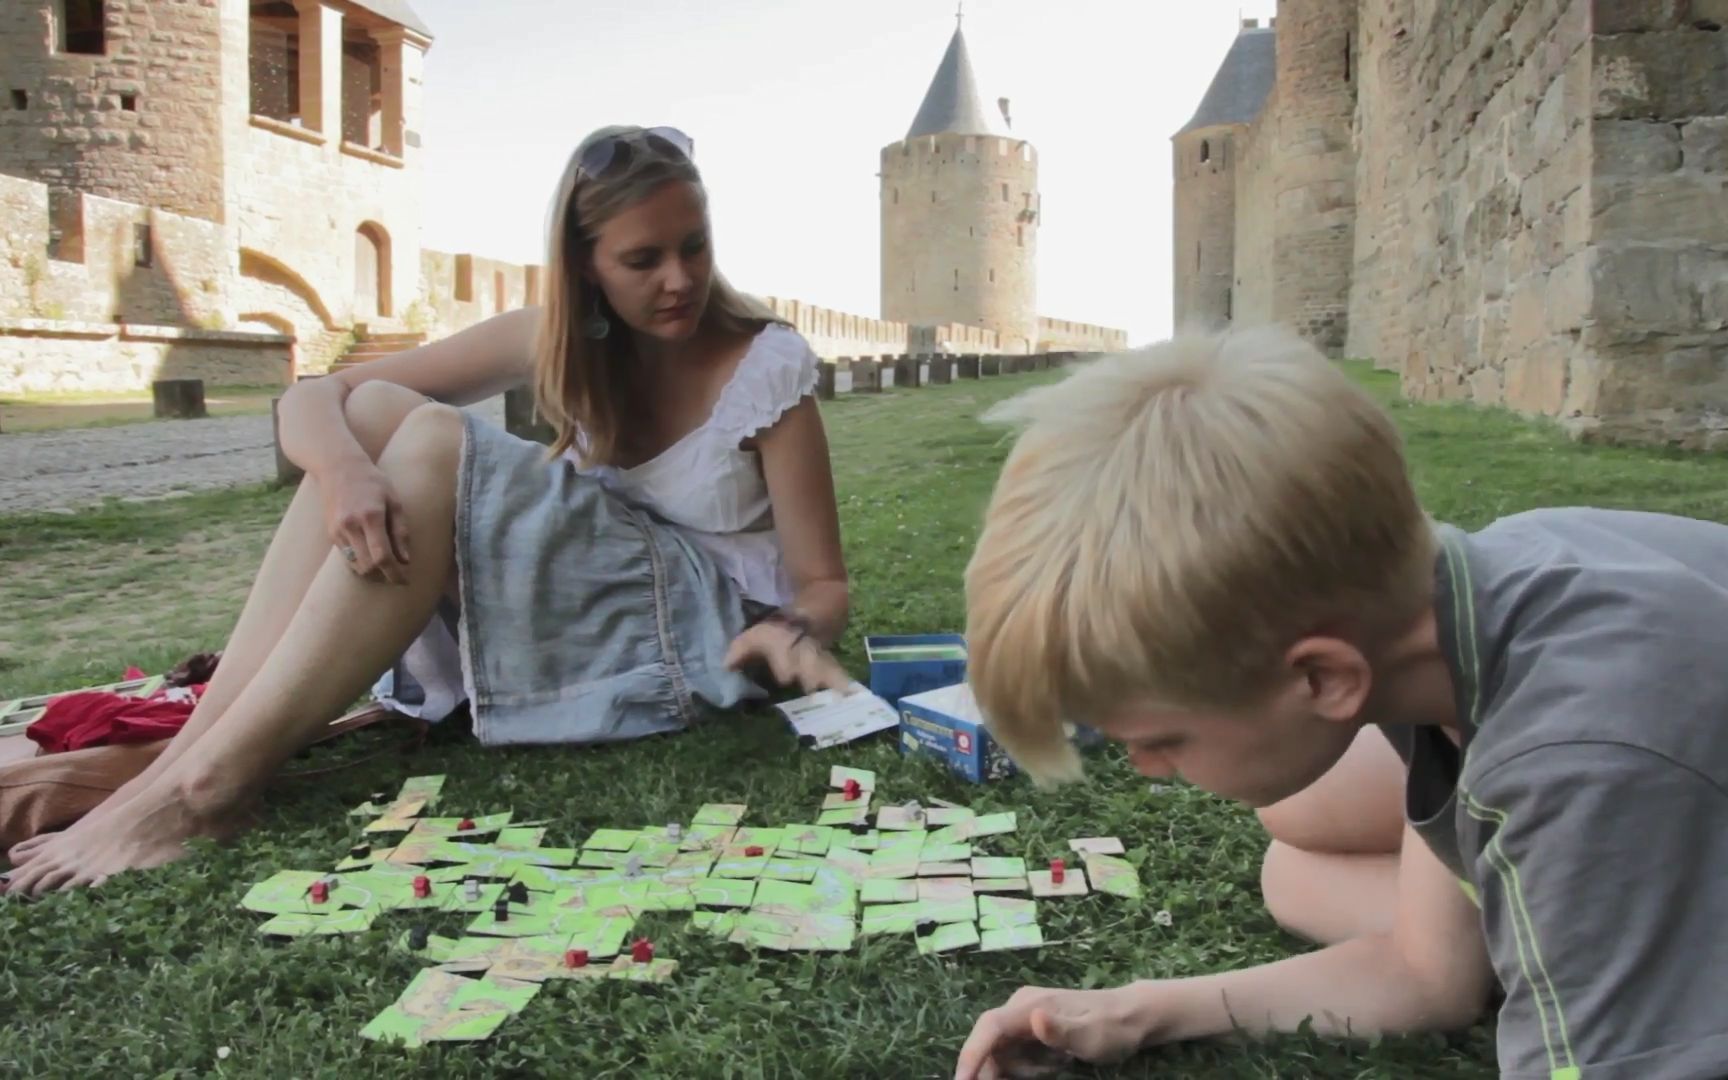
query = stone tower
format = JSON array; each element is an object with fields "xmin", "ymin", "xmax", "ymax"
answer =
[
  {"xmin": 1171, "ymin": 18, "xmax": 1275, "ymax": 332},
  {"xmin": 0, "ymin": 0, "xmax": 242, "ymax": 222},
  {"xmin": 880, "ymin": 16, "xmax": 1038, "ymax": 353}
]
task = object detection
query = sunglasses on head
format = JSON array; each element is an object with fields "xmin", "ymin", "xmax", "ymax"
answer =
[{"xmin": 575, "ymin": 126, "xmax": 694, "ymax": 179}]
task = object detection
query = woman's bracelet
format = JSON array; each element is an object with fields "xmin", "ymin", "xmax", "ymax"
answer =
[{"xmin": 763, "ymin": 608, "xmax": 815, "ymax": 649}]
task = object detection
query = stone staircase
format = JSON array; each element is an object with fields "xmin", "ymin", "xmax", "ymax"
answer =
[{"xmin": 330, "ymin": 326, "xmax": 428, "ymax": 372}]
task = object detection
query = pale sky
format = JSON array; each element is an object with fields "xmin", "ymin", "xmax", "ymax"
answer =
[{"xmin": 412, "ymin": 0, "xmax": 1279, "ymax": 347}]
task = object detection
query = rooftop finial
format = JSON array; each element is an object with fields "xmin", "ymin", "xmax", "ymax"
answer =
[{"xmin": 956, "ymin": 1, "xmax": 963, "ymax": 29}]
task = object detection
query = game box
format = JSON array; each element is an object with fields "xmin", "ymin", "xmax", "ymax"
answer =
[
  {"xmin": 896, "ymin": 682, "xmax": 1016, "ymax": 784},
  {"xmin": 864, "ymin": 633, "xmax": 968, "ymax": 707}
]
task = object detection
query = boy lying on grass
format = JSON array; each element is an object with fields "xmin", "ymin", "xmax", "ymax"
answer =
[{"xmin": 954, "ymin": 327, "xmax": 1728, "ymax": 1080}]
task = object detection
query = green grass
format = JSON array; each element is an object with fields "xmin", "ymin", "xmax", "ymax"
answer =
[
  {"xmin": 7, "ymin": 362, "xmax": 1727, "ymax": 1076},
  {"xmin": 0, "ymin": 384, "xmax": 282, "ymax": 432}
]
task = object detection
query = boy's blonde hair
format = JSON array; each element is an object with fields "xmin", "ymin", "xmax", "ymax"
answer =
[{"xmin": 964, "ymin": 326, "xmax": 1435, "ymax": 783}]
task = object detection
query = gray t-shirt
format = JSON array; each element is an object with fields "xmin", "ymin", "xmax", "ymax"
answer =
[{"xmin": 1382, "ymin": 507, "xmax": 1728, "ymax": 1080}]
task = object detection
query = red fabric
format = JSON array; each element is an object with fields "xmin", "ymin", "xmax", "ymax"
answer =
[{"xmin": 25, "ymin": 686, "xmax": 205, "ymax": 754}]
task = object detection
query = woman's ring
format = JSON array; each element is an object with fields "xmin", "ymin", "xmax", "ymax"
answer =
[{"xmin": 340, "ymin": 545, "xmax": 358, "ymax": 563}]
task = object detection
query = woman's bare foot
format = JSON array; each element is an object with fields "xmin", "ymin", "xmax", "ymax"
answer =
[
  {"xmin": 1, "ymin": 777, "xmax": 244, "ymax": 897},
  {"xmin": 4, "ymin": 769, "xmax": 157, "ymax": 865}
]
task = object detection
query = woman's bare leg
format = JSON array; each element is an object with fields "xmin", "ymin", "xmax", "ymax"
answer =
[
  {"xmin": 3, "ymin": 385, "xmax": 440, "ymax": 873},
  {"xmin": 1254, "ymin": 725, "xmax": 1407, "ymax": 945}
]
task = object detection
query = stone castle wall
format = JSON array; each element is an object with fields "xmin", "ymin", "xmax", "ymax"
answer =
[
  {"xmin": 1036, "ymin": 316, "xmax": 1129, "ymax": 353},
  {"xmin": 0, "ymin": 177, "xmax": 288, "ymax": 394},
  {"xmin": 1351, "ymin": 0, "xmax": 1593, "ymax": 422},
  {"xmin": 880, "ymin": 132, "xmax": 1040, "ymax": 352},
  {"xmin": 1230, "ymin": 0, "xmax": 1357, "ymax": 354},
  {"xmin": 1172, "ymin": 127, "xmax": 1240, "ymax": 331},
  {"xmin": 0, "ymin": 0, "xmax": 230, "ymax": 222},
  {"xmin": 1579, "ymin": 5, "xmax": 1728, "ymax": 446},
  {"xmin": 1188, "ymin": 0, "xmax": 1728, "ymax": 447}
]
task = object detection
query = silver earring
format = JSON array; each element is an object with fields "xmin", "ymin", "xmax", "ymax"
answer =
[{"xmin": 582, "ymin": 295, "xmax": 611, "ymax": 340}]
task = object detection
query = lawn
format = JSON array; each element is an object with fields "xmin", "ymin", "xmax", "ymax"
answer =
[
  {"xmin": 6, "ymin": 362, "xmax": 1726, "ymax": 1077},
  {"xmin": 0, "ymin": 384, "xmax": 282, "ymax": 433}
]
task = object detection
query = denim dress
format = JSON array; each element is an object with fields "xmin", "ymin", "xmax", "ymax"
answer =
[{"xmin": 373, "ymin": 323, "xmax": 819, "ymax": 746}]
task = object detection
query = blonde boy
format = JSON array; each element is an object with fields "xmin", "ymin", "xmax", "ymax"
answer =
[{"xmin": 955, "ymin": 328, "xmax": 1728, "ymax": 1080}]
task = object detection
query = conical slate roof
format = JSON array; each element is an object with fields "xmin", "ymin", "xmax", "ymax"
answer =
[
  {"xmin": 905, "ymin": 25, "xmax": 1008, "ymax": 139},
  {"xmin": 1176, "ymin": 26, "xmax": 1274, "ymax": 135}
]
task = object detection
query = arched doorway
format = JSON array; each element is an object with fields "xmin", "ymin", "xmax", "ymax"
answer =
[{"xmin": 354, "ymin": 222, "xmax": 392, "ymax": 319}]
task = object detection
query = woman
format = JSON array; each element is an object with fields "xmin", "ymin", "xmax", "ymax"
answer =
[{"xmin": 5, "ymin": 124, "xmax": 852, "ymax": 895}]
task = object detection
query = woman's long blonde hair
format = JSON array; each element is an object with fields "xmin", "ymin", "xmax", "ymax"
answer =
[{"xmin": 533, "ymin": 125, "xmax": 783, "ymax": 466}]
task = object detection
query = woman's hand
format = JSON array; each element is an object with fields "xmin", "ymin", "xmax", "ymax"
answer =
[
  {"xmin": 723, "ymin": 619, "xmax": 851, "ymax": 695},
  {"xmin": 320, "ymin": 459, "xmax": 411, "ymax": 584},
  {"xmin": 954, "ymin": 984, "xmax": 1158, "ymax": 1080}
]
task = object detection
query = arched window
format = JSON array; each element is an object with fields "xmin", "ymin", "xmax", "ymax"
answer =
[{"xmin": 1200, "ymin": 139, "xmax": 1211, "ymax": 164}]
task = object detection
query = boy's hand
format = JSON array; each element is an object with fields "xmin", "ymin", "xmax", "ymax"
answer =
[{"xmin": 955, "ymin": 984, "xmax": 1155, "ymax": 1080}]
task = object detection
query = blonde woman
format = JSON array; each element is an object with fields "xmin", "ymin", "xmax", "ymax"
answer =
[{"xmin": 6, "ymin": 125, "xmax": 851, "ymax": 894}]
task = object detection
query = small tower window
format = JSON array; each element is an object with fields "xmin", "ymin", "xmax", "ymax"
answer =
[
  {"xmin": 10, "ymin": 90, "xmax": 26, "ymax": 110},
  {"xmin": 989, "ymin": 269, "xmax": 995, "ymax": 283},
  {"xmin": 61, "ymin": 0, "xmax": 107, "ymax": 55},
  {"xmin": 134, "ymin": 222, "xmax": 153, "ymax": 268},
  {"xmin": 1200, "ymin": 140, "xmax": 1211, "ymax": 164},
  {"xmin": 1345, "ymin": 37, "xmax": 1353, "ymax": 82},
  {"xmin": 893, "ymin": 188, "xmax": 899, "ymax": 204},
  {"xmin": 931, "ymin": 190, "xmax": 937, "ymax": 203},
  {"xmin": 954, "ymin": 268, "xmax": 960, "ymax": 291},
  {"xmin": 1001, "ymin": 183, "xmax": 1009, "ymax": 201}
]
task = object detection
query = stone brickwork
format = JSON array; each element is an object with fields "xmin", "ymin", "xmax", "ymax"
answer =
[
  {"xmin": 880, "ymin": 132, "xmax": 1041, "ymax": 352},
  {"xmin": 1226, "ymin": 2, "xmax": 1356, "ymax": 354},
  {"xmin": 0, "ymin": 175, "xmax": 230, "ymax": 327},
  {"xmin": 0, "ymin": 320, "xmax": 289, "ymax": 393},
  {"xmin": 1172, "ymin": 128, "xmax": 1239, "ymax": 331},
  {"xmin": 1179, "ymin": 0, "xmax": 1728, "ymax": 447},
  {"xmin": 0, "ymin": 0, "xmax": 229, "ymax": 222}
]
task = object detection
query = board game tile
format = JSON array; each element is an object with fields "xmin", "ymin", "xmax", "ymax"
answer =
[
  {"xmin": 1028, "ymin": 868, "xmax": 1090, "ymax": 898},
  {"xmin": 916, "ymin": 921, "xmax": 980, "ymax": 955},
  {"xmin": 978, "ymin": 925, "xmax": 1045, "ymax": 952},
  {"xmin": 1068, "ymin": 836, "xmax": 1126, "ymax": 855},
  {"xmin": 691, "ymin": 803, "xmax": 748, "ymax": 827}
]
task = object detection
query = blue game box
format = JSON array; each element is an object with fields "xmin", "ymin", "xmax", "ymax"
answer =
[
  {"xmin": 896, "ymin": 682, "xmax": 1018, "ymax": 784},
  {"xmin": 864, "ymin": 633, "xmax": 968, "ymax": 708}
]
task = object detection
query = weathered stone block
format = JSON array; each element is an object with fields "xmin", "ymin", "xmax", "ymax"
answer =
[
  {"xmin": 1593, "ymin": 0, "xmax": 1689, "ymax": 34},
  {"xmin": 1592, "ymin": 31, "xmax": 1728, "ymax": 120},
  {"xmin": 152, "ymin": 377, "xmax": 205, "ymax": 418},
  {"xmin": 1682, "ymin": 117, "xmax": 1728, "ymax": 171},
  {"xmin": 1564, "ymin": 352, "xmax": 1605, "ymax": 417},
  {"xmin": 1593, "ymin": 174, "xmax": 1728, "ymax": 243},
  {"xmin": 928, "ymin": 357, "xmax": 953, "ymax": 384},
  {"xmin": 958, "ymin": 355, "xmax": 981, "ymax": 379},
  {"xmin": 816, "ymin": 362, "xmax": 836, "ymax": 401},
  {"xmin": 1504, "ymin": 342, "xmax": 1570, "ymax": 415},
  {"xmin": 850, "ymin": 359, "xmax": 882, "ymax": 393},
  {"xmin": 981, "ymin": 355, "xmax": 1002, "ymax": 376},
  {"xmin": 1592, "ymin": 119, "xmax": 1682, "ymax": 176},
  {"xmin": 1590, "ymin": 244, "xmax": 1699, "ymax": 326},
  {"xmin": 892, "ymin": 355, "xmax": 921, "ymax": 388},
  {"xmin": 271, "ymin": 396, "xmax": 302, "ymax": 486},
  {"xmin": 1663, "ymin": 345, "xmax": 1726, "ymax": 384}
]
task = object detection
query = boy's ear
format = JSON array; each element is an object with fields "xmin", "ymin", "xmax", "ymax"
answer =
[{"xmin": 1285, "ymin": 636, "xmax": 1371, "ymax": 723}]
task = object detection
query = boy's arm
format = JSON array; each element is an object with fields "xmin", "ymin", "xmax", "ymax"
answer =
[
  {"xmin": 1465, "ymin": 742, "xmax": 1728, "ymax": 1080},
  {"xmin": 954, "ymin": 823, "xmax": 1494, "ymax": 1079},
  {"xmin": 1157, "ymin": 821, "xmax": 1493, "ymax": 1041}
]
